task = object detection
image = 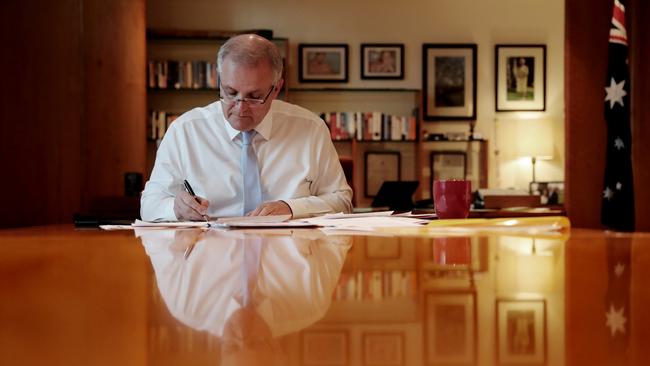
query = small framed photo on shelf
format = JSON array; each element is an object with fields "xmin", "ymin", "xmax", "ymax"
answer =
[
  {"xmin": 362, "ymin": 332, "xmax": 405, "ymax": 366},
  {"xmin": 365, "ymin": 151, "xmax": 401, "ymax": 197},
  {"xmin": 529, "ymin": 181, "xmax": 564, "ymax": 204},
  {"xmin": 301, "ymin": 329, "xmax": 349, "ymax": 366},
  {"xmin": 424, "ymin": 290, "xmax": 477, "ymax": 365},
  {"xmin": 496, "ymin": 299, "xmax": 547, "ymax": 365},
  {"xmin": 430, "ymin": 151, "xmax": 467, "ymax": 190},
  {"xmin": 299, "ymin": 44, "xmax": 349, "ymax": 83},
  {"xmin": 422, "ymin": 44, "xmax": 477, "ymax": 121},
  {"xmin": 361, "ymin": 43, "xmax": 404, "ymax": 79},
  {"xmin": 495, "ymin": 44, "xmax": 546, "ymax": 111}
]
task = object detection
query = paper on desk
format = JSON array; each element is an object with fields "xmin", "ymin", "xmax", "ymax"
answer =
[{"xmin": 306, "ymin": 214, "xmax": 430, "ymax": 233}]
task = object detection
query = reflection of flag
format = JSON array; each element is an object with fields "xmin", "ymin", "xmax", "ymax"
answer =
[
  {"xmin": 601, "ymin": 0, "xmax": 635, "ymax": 231},
  {"xmin": 604, "ymin": 236, "xmax": 631, "ymax": 365}
]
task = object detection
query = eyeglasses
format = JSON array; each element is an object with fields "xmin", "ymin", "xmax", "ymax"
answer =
[{"xmin": 219, "ymin": 84, "xmax": 275, "ymax": 107}]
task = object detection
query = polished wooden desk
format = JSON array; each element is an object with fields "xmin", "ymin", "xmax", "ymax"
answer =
[{"xmin": 0, "ymin": 224, "xmax": 648, "ymax": 366}]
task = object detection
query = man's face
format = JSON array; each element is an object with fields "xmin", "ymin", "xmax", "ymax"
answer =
[{"xmin": 219, "ymin": 58, "xmax": 282, "ymax": 131}]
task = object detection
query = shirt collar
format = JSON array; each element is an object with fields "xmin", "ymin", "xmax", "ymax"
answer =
[{"xmin": 221, "ymin": 101, "xmax": 274, "ymax": 142}]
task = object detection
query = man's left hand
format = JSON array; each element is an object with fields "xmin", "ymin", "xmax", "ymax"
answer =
[{"xmin": 247, "ymin": 200, "xmax": 293, "ymax": 217}]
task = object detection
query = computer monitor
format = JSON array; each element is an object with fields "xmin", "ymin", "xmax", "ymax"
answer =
[{"xmin": 370, "ymin": 181, "xmax": 419, "ymax": 210}]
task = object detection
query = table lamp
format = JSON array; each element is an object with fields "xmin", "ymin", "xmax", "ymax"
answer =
[{"xmin": 515, "ymin": 119, "xmax": 554, "ymax": 183}]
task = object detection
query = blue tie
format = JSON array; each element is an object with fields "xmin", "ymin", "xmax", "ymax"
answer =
[{"xmin": 241, "ymin": 130, "xmax": 262, "ymax": 215}]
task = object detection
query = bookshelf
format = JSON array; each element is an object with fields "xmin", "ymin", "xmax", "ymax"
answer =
[
  {"xmin": 145, "ymin": 29, "xmax": 290, "ymax": 177},
  {"xmin": 289, "ymin": 88, "xmax": 422, "ymax": 206}
]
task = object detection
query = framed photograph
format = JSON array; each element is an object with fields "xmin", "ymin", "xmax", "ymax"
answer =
[
  {"xmin": 430, "ymin": 151, "xmax": 467, "ymax": 190},
  {"xmin": 365, "ymin": 151, "xmax": 401, "ymax": 197},
  {"xmin": 529, "ymin": 181, "xmax": 564, "ymax": 205},
  {"xmin": 495, "ymin": 45, "xmax": 546, "ymax": 111},
  {"xmin": 424, "ymin": 290, "xmax": 477, "ymax": 365},
  {"xmin": 496, "ymin": 299, "xmax": 547, "ymax": 365},
  {"xmin": 362, "ymin": 332, "xmax": 405, "ymax": 366},
  {"xmin": 301, "ymin": 329, "xmax": 349, "ymax": 366},
  {"xmin": 361, "ymin": 43, "xmax": 404, "ymax": 79},
  {"xmin": 299, "ymin": 44, "xmax": 349, "ymax": 83},
  {"xmin": 422, "ymin": 44, "xmax": 477, "ymax": 121}
]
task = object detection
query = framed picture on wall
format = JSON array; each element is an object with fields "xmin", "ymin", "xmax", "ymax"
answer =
[
  {"xmin": 495, "ymin": 44, "xmax": 546, "ymax": 111},
  {"xmin": 365, "ymin": 151, "xmax": 401, "ymax": 197},
  {"xmin": 422, "ymin": 44, "xmax": 477, "ymax": 121},
  {"xmin": 299, "ymin": 44, "xmax": 349, "ymax": 82},
  {"xmin": 361, "ymin": 43, "xmax": 404, "ymax": 79},
  {"xmin": 430, "ymin": 151, "xmax": 467, "ymax": 191},
  {"xmin": 496, "ymin": 299, "xmax": 547, "ymax": 365},
  {"xmin": 424, "ymin": 290, "xmax": 477, "ymax": 365}
]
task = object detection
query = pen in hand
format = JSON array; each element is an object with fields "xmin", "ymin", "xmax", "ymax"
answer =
[{"xmin": 183, "ymin": 179, "xmax": 210, "ymax": 224}]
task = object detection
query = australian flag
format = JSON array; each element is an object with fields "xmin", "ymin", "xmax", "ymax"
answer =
[{"xmin": 601, "ymin": 0, "xmax": 635, "ymax": 232}]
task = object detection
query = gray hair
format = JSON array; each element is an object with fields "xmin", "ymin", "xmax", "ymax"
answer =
[{"xmin": 217, "ymin": 34, "xmax": 283, "ymax": 83}]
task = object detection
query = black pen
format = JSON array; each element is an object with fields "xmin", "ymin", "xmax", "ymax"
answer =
[{"xmin": 183, "ymin": 179, "xmax": 210, "ymax": 225}]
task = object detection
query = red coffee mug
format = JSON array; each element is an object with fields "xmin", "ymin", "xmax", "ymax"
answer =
[{"xmin": 433, "ymin": 180, "xmax": 471, "ymax": 219}]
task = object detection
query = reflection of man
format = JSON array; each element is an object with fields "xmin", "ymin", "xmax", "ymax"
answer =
[
  {"xmin": 307, "ymin": 52, "xmax": 334, "ymax": 74},
  {"xmin": 513, "ymin": 57, "xmax": 529, "ymax": 97},
  {"xmin": 141, "ymin": 34, "xmax": 352, "ymax": 221},
  {"xmin": 139, "ymin": 229, "xmax": 351, "ymax": 365}
]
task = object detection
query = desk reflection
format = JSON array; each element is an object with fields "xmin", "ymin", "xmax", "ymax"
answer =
[{"xmin": 138, "ymin": 229, "xmax": 351, "ymax": 365}]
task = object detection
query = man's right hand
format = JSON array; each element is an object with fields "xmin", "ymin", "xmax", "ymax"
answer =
[{"xmin": 173, "ymin": 191, "xmax": 210, "ymax": 221}]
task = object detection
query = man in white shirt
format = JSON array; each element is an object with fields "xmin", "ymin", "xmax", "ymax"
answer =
[{"xmin": 141, "ymin": 34, "xmax": 352, "ymax": 221}]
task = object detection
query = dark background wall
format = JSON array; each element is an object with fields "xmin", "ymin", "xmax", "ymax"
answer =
[{"xmin": 0, "ymin": 0, "xmax": 146, "ymax": 228}]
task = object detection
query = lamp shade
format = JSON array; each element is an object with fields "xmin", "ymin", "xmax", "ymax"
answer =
[{"xmin": 515, "ymin": 119, "xmax": 554, "ymax": 160}]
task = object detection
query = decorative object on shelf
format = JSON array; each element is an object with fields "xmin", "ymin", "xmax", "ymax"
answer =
[
  {"xmin": 495, "ymin": 44, "xmax": 546, "ymax": 111},
  {"xmin": 361, "ymin": 43, "xmax": 404, "ymax": 80},
  {"xmin": 365, "ymin": 151, "xmax": 401, "ymax": 197},
  {"xmin": 362, "ymin": 332, "xmax": 405, "ymax": 366},
  {"xmin": 496, "ymin": 299, "xmax": 547, "ymax": 365},
  {"xmin": 299, "ymin": 44, "xmax": 349, "ymax": 83},
  {"xmin": 430, "ymin": 151, "xmax": 467, "ymax": 190},
  {"xmin": 422, "ymin": 44, "xmax": 477, "ymax": 121},
  {"xmin": 424, "ymin": 290, "xmax": 477, "ymax": 365},
  {"xmin": 529, "ymin": 181, "xmax": 564, "ymax": 204},
  {"xmin": 301, "ymin": 329, "xmax": 349, "ymax": 366}
]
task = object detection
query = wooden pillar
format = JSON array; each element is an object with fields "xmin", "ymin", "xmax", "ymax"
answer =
[{"xmin": 0, "ymin": 0, "xmax": 146, "ymax": 227}]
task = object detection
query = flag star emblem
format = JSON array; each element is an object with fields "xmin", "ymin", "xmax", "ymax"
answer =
[
  {"xmin": 603, "ymin": 187, "xmax": 614, "ymax": 200},
  {"xmin": 616, "ymin": 182, "xmax": 622, "ymax": 190},
  {"xmin": 605, "ymin": 78, "xmax": 627, "ymax": 109},
  {"xmin": 605, "ymin": 304, "xmax": 627, "ymax": 336},
  {"xmin": 614, "ymin": 137, "xmax": 625, "ymax": 150},
  {"xmin": 614, "ymin": 262, "xmax": 625, "ymax": 277}
]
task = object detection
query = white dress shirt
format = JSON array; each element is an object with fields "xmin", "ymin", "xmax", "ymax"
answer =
[
  {"xmin": 139, "ymin": 229, "xmax": 351, "ymax": 337},
  {"xmin": 141, "ymin": 100, "xmax": 353, "ymax": 221}
]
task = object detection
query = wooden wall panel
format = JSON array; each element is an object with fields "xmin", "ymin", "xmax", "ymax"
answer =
[
  {"xmin": 564, "ymin": 0, "xmax": 611, "ymax": 229},
  {"xmin": 630, "ymin": 0, "xmax": 650, "ymax": 231},
  {"xmin": 82, "ymin": 0, "xmax": 147, "ymax": 205},
  {"xmin": 0, "ymin": 0, "xmax": 83, "ymax": 227},
  {"xmin": 0, "ymin": 0, "xmax": 146, "ymax": 228}
]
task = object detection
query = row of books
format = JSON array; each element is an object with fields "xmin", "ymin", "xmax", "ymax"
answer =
[
  {"xmin": 149, "ymin": 110, "xmax": 180, "ymax": 141},
  {"xmin": 320, "ymin": 111, "xmax": 418, "ymax": 141},
  {"xmin": 148, "ymin": 60, "xmax": 218, "ymax": 90},
  {"xmin": 333, "ymin": 270, "xmax": 418, "ymax": 301}
]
